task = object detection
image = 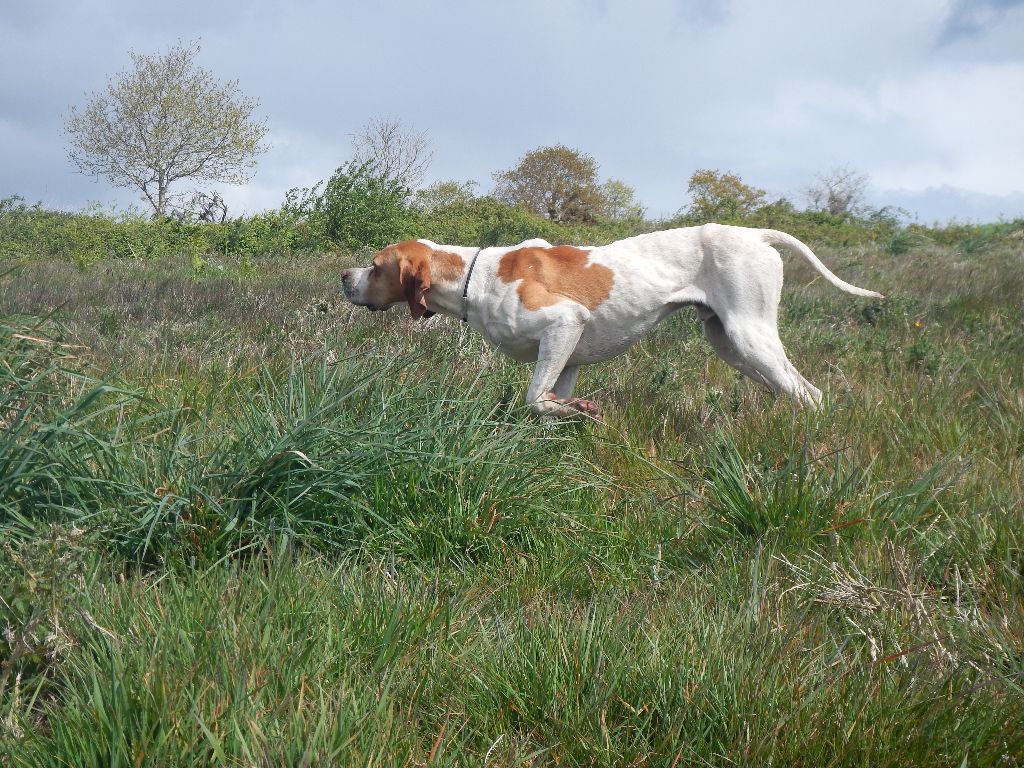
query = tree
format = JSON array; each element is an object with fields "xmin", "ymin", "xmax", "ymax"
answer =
[
  {"xmin": 492, "ymin": 144, "xmax": 606, "ymax": 224},
  {"xmin": 804, "ymin": 166, "xmax": 869, "ymax": 216},
  {"xmin": 65, "ymin": 40, "xmax": 268, "ymax": 217},
  {"xmin": 350, "ymin": 117, "xmax": 433, "ymax": 191},
  {"xmin": 599, "ymin": 178, "xmax": 645, "ymax": 221},
  {"xmin": 683, "ymin": 169, "xmax": 766, "ymax": 222}
]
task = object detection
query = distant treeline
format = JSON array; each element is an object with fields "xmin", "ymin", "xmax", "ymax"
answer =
[{"xmin": 2, "ymin": 164, "xmax": 1021, "ymax": 266}]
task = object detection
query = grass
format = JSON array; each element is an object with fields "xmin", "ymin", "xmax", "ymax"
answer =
[{"xmin": 1, "ymin": 233, "xmax": 1023, "ymax": 766}]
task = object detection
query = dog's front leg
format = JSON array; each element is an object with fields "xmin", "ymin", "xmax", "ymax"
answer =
[
  {"xmin": 525, "ymin": 313, "xmax": 598, "ymax": 418},
  {"xmin": 552, "ymin": 366, "xmax": 580, "ymax": 399}
]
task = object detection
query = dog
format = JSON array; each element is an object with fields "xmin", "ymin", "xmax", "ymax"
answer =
[{"xmin": 341, "ymin": 225, "xmax": 882, "ymax": 416}]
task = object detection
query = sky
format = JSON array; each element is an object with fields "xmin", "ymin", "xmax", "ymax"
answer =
[{"xmin": 2, "ymin": 0, "xmax": 1023, "ymax": 223}]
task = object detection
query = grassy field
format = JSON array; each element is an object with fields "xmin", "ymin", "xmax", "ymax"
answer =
[{"xmin": 1, "ymin": 232, "xmax": 1022, "ymax": 766}]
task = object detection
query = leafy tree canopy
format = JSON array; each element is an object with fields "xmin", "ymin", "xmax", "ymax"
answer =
[
  {"xmin": 65, "ymin": 40, "xmax": 268, "ymax": 217},
  {"xmin": 684, "ymin": 169, "xmax": 767, "ymax": 222},
  {"xmin": 492, "ymin": 144, "xmax": 607, "ymax": 224}
]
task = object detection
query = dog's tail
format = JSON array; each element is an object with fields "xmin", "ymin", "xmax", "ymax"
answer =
[{"xmin": 761, "ymin": 229, "xmax": 884, "ymax": 299}]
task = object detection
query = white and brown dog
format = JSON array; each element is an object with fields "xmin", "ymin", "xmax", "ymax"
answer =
[{"xmin": 341, "ymin": 225, "xmax": 882, "ymax": 417}]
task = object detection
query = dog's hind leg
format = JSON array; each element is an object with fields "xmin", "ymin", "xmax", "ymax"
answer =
[
  {"xmin": 710, "ymin": 315, "xmax": 822, "ymax": 408},
  {"xmin": 702, "ymin": 314, "xmax": 764, "ymax": 384}
]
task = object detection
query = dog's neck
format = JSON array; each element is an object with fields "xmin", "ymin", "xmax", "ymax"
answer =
[{"xmin": 422, "ymin": 245, "xmax": 484, "ymax": 319}]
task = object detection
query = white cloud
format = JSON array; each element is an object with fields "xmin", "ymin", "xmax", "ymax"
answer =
[{"xmin": 874, "ymin": 62, "xmax": 1024, "ymax": 195}]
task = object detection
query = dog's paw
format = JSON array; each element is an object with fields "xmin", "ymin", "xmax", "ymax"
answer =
[
  {"xmin": 565, "ymin": 398, "xmax": 602, "ymax": 418},
  {"xmin": 536, "ymin": 393, "xmax": 603, "ymax": 419}
]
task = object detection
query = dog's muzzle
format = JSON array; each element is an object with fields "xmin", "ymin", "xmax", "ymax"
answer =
[
  {"xmin": 340, "ymin": 270, "xmax": 359, "ymax": 302},
  {"xmin": 341, "ymin": 273, "xmax": 383, "ymax": 311}
]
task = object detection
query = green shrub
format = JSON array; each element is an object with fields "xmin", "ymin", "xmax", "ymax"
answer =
[
  {"xmin": 886, "ymin": 228, "xmax": 931, "ymax": 256},
  {"xmin": 289, "ymin": 161, "xmax": 419, "ymax": 251},
  {"xmin": 418, "ymin": 195, "xmax": 644, "ymax": 247}
]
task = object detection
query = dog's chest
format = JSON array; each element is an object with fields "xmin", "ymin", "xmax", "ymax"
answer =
[
  {"xmin": 572, "ymin": 321, "xmax": 655, "ymax": 362},
  {"xmin": 477, "ymin": 317, "xmax": 542, "ymax": 362},
  {"xmin": 474, "ymin": 301, "xmax": 670, "ymax": 365}
]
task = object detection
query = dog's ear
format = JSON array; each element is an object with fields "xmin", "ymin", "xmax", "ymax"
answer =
[{"xmin": 399, "ymin": 252, "xmax": 432, "ymax": 320}]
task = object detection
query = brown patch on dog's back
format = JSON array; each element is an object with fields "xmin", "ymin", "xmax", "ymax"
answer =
[{"xmin": 498, "ymin": 246, "xmax": 613, "ymax": 311}]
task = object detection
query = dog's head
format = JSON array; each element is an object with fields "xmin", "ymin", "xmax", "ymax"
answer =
[{"xmin": 341, "ymin": 241, "xmax": 440, "ymax": 320}]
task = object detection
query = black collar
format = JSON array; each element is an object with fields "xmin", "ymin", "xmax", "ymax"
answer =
[{"xmin": 461, "ymin": 246, "xmax": 483, "ymax": 322}]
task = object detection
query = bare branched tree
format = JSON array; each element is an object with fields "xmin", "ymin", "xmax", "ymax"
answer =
[
  {"xmin": 181, "ymin": 191, "xmax": 229, "ymax": 223},
  {"xmin": 805, "ymin": 166, "xmax": 869, "ymax": 216},
  {"xmin": 350, "ymin": 117, "xmax": 433, "ymax": 191},
  {"xmin": 65, "ymin": 40, "xmax": 268, "ymax": 217},
  {"xmin": 413, "ymin": 180, "xmax": 478, "ymax": 212}
]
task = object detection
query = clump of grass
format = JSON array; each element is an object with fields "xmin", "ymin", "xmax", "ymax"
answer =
[
  {"xmin": 885, "ymin": 228, "xmax": 931, "ymax": 256},
  {"xmin": 884, "ymin": 227, "xmax": 933, "ymax": 257},
  {"xmin": 126, "ymin": 354, "xmax": 607, "ymax": 567},
  {"xmin": 0, "ymin": 319, "xmax": 137, "ymax": 530},
  {"xmin": 0, "ymin": 318, "xmax": 608, "ymax": 568},
  {"xmin": 668, "ymin": 432, "xmax": 870, "ymax": 565}
]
